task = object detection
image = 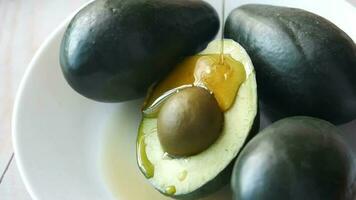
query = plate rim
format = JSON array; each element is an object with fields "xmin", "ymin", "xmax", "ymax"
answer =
[{"xmin": 11, "ymin": 2, "xmax": 93, "ymax": 199}]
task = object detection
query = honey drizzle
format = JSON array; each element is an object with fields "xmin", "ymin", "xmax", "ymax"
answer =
[
  {"xmin": 220, "ymin": 0, "xmax": 226, "ymax": 64},
  {"xmin": 137, "ymin": 126, "xmax": 155, "ymax": 178}
]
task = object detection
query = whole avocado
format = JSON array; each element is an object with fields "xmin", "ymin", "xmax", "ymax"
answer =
[
  {"xmin": 60, "ymin": 0, "xmax": 219, "ymax": 102},
  {"xmin": 225, "ymin": 4, "xmax": 356, "ymax": 124},
  {"xmin": 231, "ymin": 116, "xmax": 356, "ymax": 200}
]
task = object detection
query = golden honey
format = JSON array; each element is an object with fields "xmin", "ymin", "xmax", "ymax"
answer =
[{"xmin": 144, "ymin": 54, "xmax": 246, "ymax": 113}]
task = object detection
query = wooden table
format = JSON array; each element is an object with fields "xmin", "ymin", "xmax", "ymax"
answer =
[{"xmin": 0, "ymin": 0, "xmax": 355, "ymax": 199}]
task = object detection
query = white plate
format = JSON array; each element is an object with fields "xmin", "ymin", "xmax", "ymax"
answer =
[{"xmin": 12, "ymin": 0, "xmax": 356, "ymax": 200}]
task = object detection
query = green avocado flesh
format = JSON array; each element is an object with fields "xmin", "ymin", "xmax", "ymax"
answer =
[
  {"xmin": 137, "ymin": 40, "xmax": 259, "ymax": 199},
  {"xmin": 232, "ymin": 116, "xmax": 356, "ymax": 200},
  {"xmin": 60, "ymin": 0, "xmax": 219, "ymax": 102},
  {"xmin": 225, "ymin": 4, "xmax": 356, "ymax": 125}
]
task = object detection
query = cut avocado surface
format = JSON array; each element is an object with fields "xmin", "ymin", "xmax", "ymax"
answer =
[{"xmin": 137, "ymin": 39, "xmax": 258, "ymax": 199}]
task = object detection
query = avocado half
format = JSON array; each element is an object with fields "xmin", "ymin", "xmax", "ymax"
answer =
[
  {"xmin": 232, "ymin": 116, "xmax": 356, "ymax": 200},
  {"xmin": 137, "ymin": 40, "xmax": 258, "ymax": 199},
  {"xmin": 225, "ymin": 4, "xmax": 356, "ymax": 125}
]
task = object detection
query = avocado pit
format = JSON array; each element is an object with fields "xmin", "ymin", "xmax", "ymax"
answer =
[{"xmin": 157, "ymin": 86, "xmax": 223, "ymax": 157}]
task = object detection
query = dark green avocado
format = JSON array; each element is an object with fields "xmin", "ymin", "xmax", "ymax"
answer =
[
  {"xmin": 231, "ymin": 116, "xmax": 356, "ymax": 200},
  {"xmin": 60, "ymin": 0, "xmax": 219, "ymax": 102},
  {"xmin": 225, "ymin": 4, "xmax": 356, "ymax": 124}
]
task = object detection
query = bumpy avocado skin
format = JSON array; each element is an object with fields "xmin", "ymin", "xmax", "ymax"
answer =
[
  {"xmin": 225, "ymin": 4, "xmax": 356, "ymax": 124},
  {"xmin": 232, "ymin": 116, "xmax": 356, "ymax": 200},
  {"xmin": 60, "ymin": 0, "xmax": 219, "ymax": 102}
]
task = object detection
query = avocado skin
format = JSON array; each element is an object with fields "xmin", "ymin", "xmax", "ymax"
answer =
[
  {"xmin": 231, "ymin": 116, "xmax": 356, "ymax": 200},
  {"xmin": 225, "ymin": 4, "xmax": 356, "ymax": 124},
  {"xmin": 60, "ymin": 0, "xmax": 219, "ymax": 102}
]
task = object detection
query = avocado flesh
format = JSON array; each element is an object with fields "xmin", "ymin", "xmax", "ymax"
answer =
[
  {"xmin": 60, "ymin": 0, "xmax": 219, "ymax": 102},
  {"xmin": 137, "ymin": 40, "xmax": 258, "ymax": 199},
  {"xmin": 225, "ymin": 4, "xmax": 356, "ymax": 125},
  {"xmin": 232, "ymin": 116, "xmax": 356, "ymax": 200}
]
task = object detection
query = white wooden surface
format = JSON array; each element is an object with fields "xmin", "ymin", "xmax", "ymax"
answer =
[
  {"xmin": 0, "ymin": 0, "xmax": 89, "ymax": 199},
  {"xmin": 0, "ymin": 0, "xmax": 355, "ymax": 199}
]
